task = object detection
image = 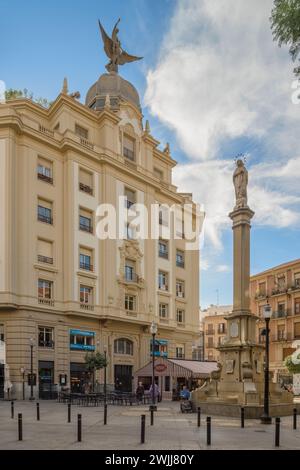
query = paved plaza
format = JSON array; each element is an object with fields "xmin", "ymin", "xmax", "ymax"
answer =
[{"xmin": 0, "ymin": 400, "xmax": 300, "ymax": 450}]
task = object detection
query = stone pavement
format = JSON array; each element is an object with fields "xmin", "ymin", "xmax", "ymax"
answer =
[{"xmin": 0, "ymin": 400, "xmax": 300, "ymax": 450}]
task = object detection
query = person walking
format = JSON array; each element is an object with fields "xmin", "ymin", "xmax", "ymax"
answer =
[{"xmin": 136, "ymin": 381, "xmax": 144, "ymax": 403}]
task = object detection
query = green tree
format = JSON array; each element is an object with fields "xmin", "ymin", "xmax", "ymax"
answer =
[
  {"xmin": 84, "ymin": 352, "xmax": 108, "ymax": 391},
  {"xmin": 4, "ymin": 88, "xmax": 52, "ymax": 108},
  {"xmin": 270, "ymin": 0, "xmax": 300, "ymax": 77}
]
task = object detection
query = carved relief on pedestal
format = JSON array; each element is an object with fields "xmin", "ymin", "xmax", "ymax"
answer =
[
  {"xmin": 225, "ymin": 359, "xmax": 235, "ymax": 374},
  {"xmin": 242, "ymin": 361, "xmax": 253, "ymax": 380}
]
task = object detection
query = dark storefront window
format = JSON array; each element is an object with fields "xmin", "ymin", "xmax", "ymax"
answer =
[{"xmin": 114, "ymin": 365, "xmax": 133, "ymax": 392}]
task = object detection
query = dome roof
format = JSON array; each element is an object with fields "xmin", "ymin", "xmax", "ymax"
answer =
[{"xmin": 85, "ymin": 73, "xmax": 141, "ymax": 111}]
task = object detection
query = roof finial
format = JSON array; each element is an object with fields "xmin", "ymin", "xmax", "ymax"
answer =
[
  {"xmin": 104, "ymin": 94, "xmax": 110, "ymax": 109},
  {"xmin": 62, "ymin": 77, "xmax": 68, "ymax": 95},
  {"xmin": 163, "ymin": 142, "xmax": 170, "ymax": 154},
  {"xmin": 145, "ymin": 120, "xmax": 150, "ymax": 134}
]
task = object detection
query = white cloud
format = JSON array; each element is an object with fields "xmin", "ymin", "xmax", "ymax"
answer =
[
  {"xmin": 145, "ymin": 0, "xmax": 300, "ymax": 249},
  {"xmin": 216, "ymin": 265, "xmax": 231, "ymax": 273}
]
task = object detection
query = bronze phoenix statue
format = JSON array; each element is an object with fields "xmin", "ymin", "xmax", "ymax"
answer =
[{"xmin": 98, "ymin": 19, "xmax": 143, "ymax": 74}]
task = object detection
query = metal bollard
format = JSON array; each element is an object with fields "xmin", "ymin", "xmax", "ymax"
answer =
[
  {"xmin": 18, "ymin": 413, "xmax": 23, "ymax": 441},
  {"xmin": 11, "ymin": 401, "xmax": 14, "ymax": 419},
  {"xmin": 104, "ymin": 404, "xmax": 107, "ymax": 425},
  {"xmin": 68, "ymin": 403, "xmax": 71, "ymax": 423},
  {"xmin": 141, "ymin": 414, "xmax": 146, "ymax": 444},
  {"xmin": 36, "ymin": 402, "xmax": 40, "ymax": 421},
  {"xmin": 150, "ymin": 408, "xmax": 154, "ymax": 426},
  {"xmin": 77, "ymin": 414, "xmax": 82, "ymax": 442},
  {"xmin": 241, "ymin": 407, "xmax": 245, "ymax": 428},
  {"xmin": 275, "ymin": 417, "xmax": 280, "ymax": 447},
  {"xmin": 293, "ymin": 408, "xmax": 297, "ymax": 430},
  {"xmin": 197, "ymin": 407, "xmax": 201, "ymax": 427},
  {"xmin": 206, "ymin": 416, "xmax": 211, "ymax": 446}
]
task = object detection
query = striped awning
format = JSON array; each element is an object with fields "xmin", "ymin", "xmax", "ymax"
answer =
[{"xmin": 134, "ymin": 357, "xmax": 218, "ymax": 379}]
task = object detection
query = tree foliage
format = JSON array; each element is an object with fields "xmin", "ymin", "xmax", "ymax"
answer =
[
  {"xmin": 270, "ymin": 0, "xmax": 300, "ymax": 76},
  {"xmin": 84, "ymin": 351, "xmax": 108, "ymax": 372},
  {"xmin": 4, "ymin": 88, "xmax": 52, "ymax": 108},
  {"xmin": 285, "ymin": 354, "xmax": 300, "ymax": 374}
]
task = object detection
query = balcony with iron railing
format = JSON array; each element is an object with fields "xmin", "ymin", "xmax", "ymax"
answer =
[
  {"xmin": 79, "ymin": 262, "xmax": 93, "ymax": 272},
  {"xmin": 176, "ymin": 291, "xmax": 185, "ymax": 299},
  {"xmin": 38, "ymin": 172, "xmax": 53, "ymax": 184},
  {"xmin": 38, "ymin": 255, "xmax": 53, "ymax": 265},
  {"xmin": 79, "ymin": 222, "xmax": 93, "ymax": 233},
  {"xmin": 271, "ymin": 332, "xmax": 293, "ymax": 342},
  {"xmin": 271, "ymin": 287, "xmax": 288, "ymax": 296},
  {"xmin": 79, "ymin": 182, "xmax": 93, "ymax": 195},
  {"xmin": 206, "ymin": 342, "xmax": 215, "ymax": 349},
  {"xmin": 159, "ymin": 250, "xmax": 168, "ymax": 259},
  {"xmin": 272, "ymin": 309, "xmax": 291, "ymax": 319},
  {"xmin": 38, "ymin": 297, "xmax": 54, "ymax": 307},
  {"xmin": 38, "ymin": 213, "xmax": 53, "ymax": 225},
  {"xmin": 80, "ymin": 303, "xmax": 94, "ymax": 311},
  {"xmin": 176, "ymin": 260, "xmax": 185, "ymax": 268},
  {"xmin": 206, "ymin": 329, "xmax": 215, "ymax": 335},
  {"xmin": 124, "ymin": 272, "xmax": 140, "ymax": 283}
]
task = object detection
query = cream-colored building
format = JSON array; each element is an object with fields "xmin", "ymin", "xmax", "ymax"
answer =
[
  {"xmin": 201, "ymin": 304, "xmax": 232, "ymax": 361},
  {"xmin": 0, "ymin": 71, "xmax": 201, "ymax": 399},
  {"xmin": 250, "ymin": 259, "xmax": 300, "ymax": 383}
]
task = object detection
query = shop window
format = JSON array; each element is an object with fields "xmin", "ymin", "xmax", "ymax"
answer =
[{"xmin": 69, "ymin": 330, "xmax": 95, "ymax": 351}]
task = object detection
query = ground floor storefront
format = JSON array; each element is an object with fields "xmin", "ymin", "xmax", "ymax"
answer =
[{"xmin": 0, "ymin": 309, "xmax": 197, "ymax": 399}]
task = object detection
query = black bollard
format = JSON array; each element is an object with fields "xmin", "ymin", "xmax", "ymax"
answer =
[
  {"xmin": 150, "ymin": 408, "xmax": 154, "ymax": 426},
  {"xmin": 275, "ymin": 417, "xmax": 280, "ymax": 447},
  {"xmin": 197, "ymin": 407, "xmax": 201, "ymax": 427},
  {"xmin": 36, "ymin": 402, "xmax": 40, "ymax": 421},
  {"xmin": 141, "ymin": 414, "xmax": 146, "ymax": 444},
  {"xmin": 206, "ymin": 416, "xmax": 211, "ymax": 446},
  {"xmin": 293, "ymin": 408, "xmax": 297, "ymax": 430},
  {"xmin": 77, "ymin": 414, "xmax": 82, "ymax": 442},
  {"xmin": 241, "ymin": 407, "xmax": 245, "ymax": 428},
  {"xmin": 18, "ymin": 413, "xmax": 23, "ymax": 441},
  {"xmin": 11, "ymin": 401, "xmax": 14, "ymax": 419},
  {"xmin": 68, "ymin": 403, "xmax": 71, "ymax": 423},
  {"xmin": 104, "ymin": 404, "xmax": 107, "ymax": 425}
]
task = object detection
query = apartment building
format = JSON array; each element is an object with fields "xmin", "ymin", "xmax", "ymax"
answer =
[
  {"xmin": 0, "ymin": 71, "xmax": 202, "ymax": 398},
  {"xmin": 201, "ymin": 305, "xmax": 233, "ymax": 361},
  {"xmin": 250, "ymin": 259, "xmax": 300, "ymax": 382}
]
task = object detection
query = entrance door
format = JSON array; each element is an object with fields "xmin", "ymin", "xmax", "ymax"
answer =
[
  {"xmin": 70, "ymin": 363, "xmax": 88, "ymax": 393},
  {"xmin": 0, "ymin": 364, "xmax": 4, "ymax": 399},
  {"xmin": 114, "ymin": 365, "xmax": 133, "ymax": 392},
  {"xmin": 39, "ymin": 361, "xmax": 55, "ymax": 399}
]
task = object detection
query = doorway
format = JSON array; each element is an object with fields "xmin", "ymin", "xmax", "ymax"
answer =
[
  {"xmin": 39, "ymin": 361, "xmax": 56, "ymax": 399},
  {"xmin": 114, "ymin": 365, "xmax": 133, "ymax": 392}
]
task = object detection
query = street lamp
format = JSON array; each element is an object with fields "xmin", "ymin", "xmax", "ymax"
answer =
[
  {"xmin": 261, "ymin": 304, "xmax": 272, "ymax": 424},
  {"xmin": 20, "ymin": 367, "xmax": 25, "ymax": 400},
  {"xmin": 150, "ymin": 321, "xmax": 158, "ymax": 411},
  {"xmin": 29, "ymin": 337, "xmax": 35, "ymax": 401},
  {"xmin": 104, "ymin": 346, "xmax": 107, "ymax": 405}
]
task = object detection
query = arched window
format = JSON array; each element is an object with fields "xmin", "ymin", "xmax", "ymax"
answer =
[{"xmin": 114, "ymin": 338, "xmax": 133, "ymax": 355}]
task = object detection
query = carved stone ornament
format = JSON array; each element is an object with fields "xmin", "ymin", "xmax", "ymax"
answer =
[{"xmin": 225, "ymin": 359, "xmax": 235, "ymax": 374}]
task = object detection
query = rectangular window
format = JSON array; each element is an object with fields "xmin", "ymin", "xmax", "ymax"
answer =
[
  {"xmin": 206, "ymin": 323, "xmax": 214, "ymax": 335},
  {"xmin": 295, "ymin": 298, "xmax": 300, "ymax": 315},
  {"xmin": 37, "ymin": 239, "xmax": 53, "ymax": 265},
  {"xmin": 218, "ymin": 323, "xmax": 226, "ymax": 334},
  {"xmin": 79, "ymin": 208, "xmax": 93, "ymax": 233},
  {"xmin": 158, "ymin": 240, "xmax": 168, "ymax": 259},
  {"xmin": 207, "ymin": 337, "xmax": 214, "ymax": 348},
  {"xmin": 175, "ymin": 346, "xmax": 184, "ymax": 359},
  {"xmin": 258, "ymin": 282, "xmax": 266, "ymax": 296},
  {"xmin": 0, "ymin": 324, "xmax": 4, "ymax": 342},
  {"xmin": 69, "ymin": 330, "xmax": 95, "ymax": 351},
  {"xmin": 295, "ymin": 322, "xmax": 300, "ymax": 339},
  {"xmin": 38, "ymin": 279, "xmax": 52, "ymax": 299},
  {"xmin": 294, "ymin": 273, "xmax": 300, "ymax": 288},
  {"xmin": 125, "ymin": 294, "xmax": 136, "ymax": 311},
  {"xmin": 158, "ymin": 271, "xmax": 168, "ymax": 290},
  {"xmin": 277, "ymin": 325, "xmax": 285, "ymax": 341},
  {"xmin": 37, "ymin": 157, "xmax": 53, "ymax": 184},
  {"xmin": 124, "ymin": 188, "xmax": 136, "ymax": 208},
  {"xmin": 176, "ymin": 280, "xmax": 185, "ymax": 298},
  {"xmin": 38, "ymin": 327, "xmax": 54, "ymax": 348},
  {"xmin": 159, "ymin": 303, "xmax": 168, "ymax": 318},
  {"xmin": 278, "ymin": 302, "xmax": 286, "ymax": 317},
  {"xmin": 125, "ymin": 259, "xmax": 137, "ymax": 282},
  {"xmin": 159, "ymin": 205, "xmax": 169, "ymax": 227},
  {"xmin": 176, "ymin": 309, "xmax": 185, "ymax": 324},
  {"xmin": 75, "ymin": 124, "xmax": 89, "ymax": 139},
  {"xmin": 176, "ymin": 250, "xmax": 184, "ymax": 268},
  {"xmin": 79, "ymin": 247, "xmax": 93, "ymax": 271},
  {"xmin": 123, "ymin": 135, "xmax": 135, "ymax": 161},
  {"xmin": 80, "ymin": 285, "xmax": 93, "ymax": 305},
  {"xmin": 79, "ymin": 168, "xmax": 93, "ymax": 195},
  {"xmin": 38, "ymin": 199, "xmax": 53, "ymax": 224},
  {"xmin": 277, "ymin": 275, "xmax": 285, "ymax": 289}
]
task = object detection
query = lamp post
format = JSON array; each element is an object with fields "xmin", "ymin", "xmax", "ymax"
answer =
[
  {"xmin": 150, "ymin": 321, "xmax": 158, "ymax": 411},
  {"xmin": 20, "ymin": 367, "xmax": 25, "ymax": 400},
  {"xmin": 104, "ymin": 347, "xmax": 107, "ymax": 405},
  {"xmin": 29, "ymin": 338, "xmax": 35, "ymax": 401},
  {"xmin": 261, "ymin": 304, "xmax": 272, "ymax": 424}
]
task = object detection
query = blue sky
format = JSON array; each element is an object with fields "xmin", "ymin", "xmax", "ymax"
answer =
[{"xmin": 1, "ymin": 0, "xmax": 300, "ymax": 308}]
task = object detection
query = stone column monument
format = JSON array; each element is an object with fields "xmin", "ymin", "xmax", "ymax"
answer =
[{"xmin": 192, "ymin": 160, "xmax": 294, "ymax": 417}]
